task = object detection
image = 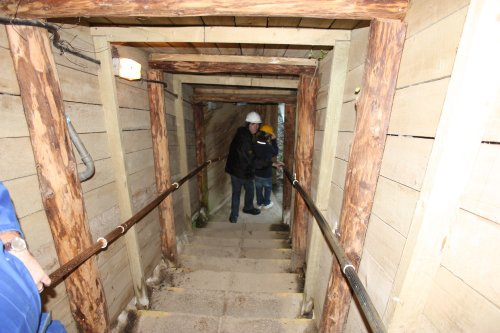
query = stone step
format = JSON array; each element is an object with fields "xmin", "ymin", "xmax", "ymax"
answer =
[
  {"xmin": 200, "ymin": 221, "xmax": 290, "ymax": 232},
  {"xmin": 170, "ymin": 269, "xmax": 303, "ymax": 293},
  {"xmin": 180, "ymin": 255, "xmax": 290, "ymax": 273},
  {"xmin": 133, "ymin": 311, "xmax": 317, "ymax": 333},
  {"xmin": 182, "ymin": 244, "xmax": 291, "ymax": 259},
  {"xmin": 151, "ymin": 288, "xmax": 304, "ymax": 318},
  {"xmin": 189, "ymin": 235, "xmax": 290, "ymax": 248},
  {"xmin": 194, "ymin": 228, "xmax": 289, "ymax": 239}
]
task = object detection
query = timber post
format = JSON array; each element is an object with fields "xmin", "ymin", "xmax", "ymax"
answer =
[
  {"xmin": 320, "ymin": 19, "xmax": 406, "ymax": 332},
  {"xmin": 6, "ymin": 25, "xmax": 109, "ymax": 332},
  {"xmin": 193, "ymin": 103, "xmax": 208, "ymax": 209},
  {"xmin": 282, "ymin": 103, "xmax": 296, "ymax": 225},
  {"xmin": 147, "ymin": 69, "xmax": 178, "ymax": 264},
  {"xmin": 291, "ymin": 74, "xmax": 318, "ymax": 271}
]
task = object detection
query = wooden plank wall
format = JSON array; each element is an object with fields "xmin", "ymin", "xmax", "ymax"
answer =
[{"xmin": 0, "ymin": 24, "xmax": 197, "ymax": 330}]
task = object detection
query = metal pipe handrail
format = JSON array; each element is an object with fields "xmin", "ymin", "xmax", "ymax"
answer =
[
  {"xmin": 48, "ymin": 156, "xmax": 226, "ymax": 286},
  {"xmin": 283, "ymin": 167, "xmax": 386, "ymax": 333}
]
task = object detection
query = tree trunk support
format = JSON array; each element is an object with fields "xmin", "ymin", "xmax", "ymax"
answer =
[
  {"xmin": 320, "ymin": 19, "xmax": 406, "ymax": 332},
  {"xmin": 7, "ymin": 25, "xmax": 109, "ymax": 332},
  {"xmin": 147, "ymin": 69, "xmax": 178, "ymax": 264},
  {"xmin": 291, "ymin": 74, "xmax": 318, "ymax": 271},
  {"xmin": 282, "ymin": 103, "xmax": 296, "ymax": 225}
]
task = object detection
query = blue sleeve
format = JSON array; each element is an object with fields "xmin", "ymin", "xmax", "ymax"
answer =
[{"xmin": 0, "ymin": 182, "xmax": 23, "ymax": 237}]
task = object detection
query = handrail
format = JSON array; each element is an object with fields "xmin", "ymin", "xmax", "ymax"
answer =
[
  {"xmin": 283, "ymin": 167, "xmax": 386, "ymax": 333},
  {"xmin": 48, "ymin": 156, "xmax": 226, "ymax": 286}
]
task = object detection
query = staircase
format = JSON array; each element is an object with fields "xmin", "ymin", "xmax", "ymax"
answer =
[{"xmin": 130, "ymin": 199, "xmax": 317, "ymax": 333}]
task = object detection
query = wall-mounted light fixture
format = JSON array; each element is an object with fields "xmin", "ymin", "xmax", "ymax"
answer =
[
  {"xmin": 112, "ymin": 57, "xmax": 142, "ymax": 80},
  {"xmin": 111, "ymin": 46, "xmax": 142, "ymax": 80}
]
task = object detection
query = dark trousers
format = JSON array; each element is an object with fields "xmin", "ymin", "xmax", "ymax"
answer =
[
  {"xmin": 255, "ymin": 176, "xmax": 272, "ymax": 206},
  {"xmin": 230, "ymin": 175, "xmax": 255, "ymax": 221}
]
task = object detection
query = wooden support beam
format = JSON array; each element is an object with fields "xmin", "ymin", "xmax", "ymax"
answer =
[
  {"xmin": 192, "ymin": 93, "xmax": 296, "ymax": 104},
  {"xmin": 172, "ymin": 77, "xmax": 193, "ymax": 229},
  {"xmin": 151, "ymin": 61, "xmax": 316, "ymax": 75},
  {"xmin": 177, "ymin": 75, "xmax": 299, "ymax": 89},
  {"xmin": 282, "ymin": 103, "xmax": 296, "ymax": 225},
  {"xmin": 291, "ymin": 74, "xmax": 318, "ymax": 271},
  {"xmin": 147, "ymin": 69, "xmax": 178, "ymax": 264},
  {"xmin": 93, "ymin": 36, "xmax": 149, "ymax": 308},
  {"xmin": 4, "ymin": 1, "xmax": 408, "ymax": 20},
  {"xmin": 320, "ymin": 19, "xmax": 406, "ymax": 332},
  {"xmin": 193, "ymin": 103, "xmax": 208, "ymax": 208},
  {"xmin": 304, "ymin": 40, "xmax": 350, "ymax": 311},
  {"xmin": 90, "ymin": 27, "xmax": 350, "ymax": 45},
  {"xmin": 151, "ymin": 54, "xmax": 318, "ymax": 67},
  {"xmin": 6, "ymin": 25, "xmax": 109, "ymax": 332}
]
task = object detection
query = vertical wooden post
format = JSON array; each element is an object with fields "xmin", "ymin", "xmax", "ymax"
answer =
[
  {"xmin": 172, "ymin": 77, "xmax": 193, "ymax": 229},
  {"xmin": 7, "ymin": 26, "xmax": 109, "ymax": 332},
  {"xmin": 320, "ymin": 19, "xmax": 406, "ymax": 332},
  {"xmin": 147, "ymin": 69, "xmax": 178, "ymax": 264},
  {"xmin": 304, "ymin": 41, "xmax": 350, "ymax": 308},
  {"xmin": 282, "ymin": 103, "xmax": 296, "ymax": 225},
  {"xmin": 193, "ymin": 103, "xmax": 208, "ymax": 208},
  {"xmin": 291, "ymin": 74, "xmax": 318, "ymax": 271},
  {"xmin": 93, "ymin": 36, "xmax": 149, "ymax": 308}
]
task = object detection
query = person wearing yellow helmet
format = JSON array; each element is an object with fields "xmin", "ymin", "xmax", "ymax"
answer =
[{"xmin": 253, "ymin": 124, "xmax": 284, "ymax": 210}]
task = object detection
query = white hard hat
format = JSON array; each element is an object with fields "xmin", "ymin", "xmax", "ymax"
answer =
[{"xmin": 245, "ymin": 111, "xmax": 262, "ymax": 123}]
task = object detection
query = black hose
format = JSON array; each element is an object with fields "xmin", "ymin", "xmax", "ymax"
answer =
[{"xmin": 0, "ymin": 17, "xmax": 101, "ymax": 65}]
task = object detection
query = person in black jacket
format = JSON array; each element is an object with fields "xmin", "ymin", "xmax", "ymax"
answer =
[{"xmin": 225, "ymin": 111, "xmax": 262, "ymax": 223}]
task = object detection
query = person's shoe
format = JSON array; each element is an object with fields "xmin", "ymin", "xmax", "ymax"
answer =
[
  {"xmin": 229, "ymin": 216, "xmax": 237, "ymax": 223},
  {"xmin": 242, "ymin": 207, "xmax": 261, "ymax": 215},
  {"xmin": 263, "ymin": 202, "xmax": 274, "ymax": 209}
]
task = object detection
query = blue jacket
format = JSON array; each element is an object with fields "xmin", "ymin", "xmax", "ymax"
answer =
[
  {"xmin": 0, "ymin": 182, "xmax": 66, "ymax": 333},
  {"xmin": 253, "ymin": 138, "xmax": 278, "ymax": 178}
]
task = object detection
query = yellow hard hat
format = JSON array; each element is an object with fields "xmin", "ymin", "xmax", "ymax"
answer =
[{"xmin": 260, "ymin": 124, "xmax": 274, "ymax": 135}]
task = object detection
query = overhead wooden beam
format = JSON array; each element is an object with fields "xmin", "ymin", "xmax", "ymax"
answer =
[
  {"xmin": 192, "ymin": 93, "xmax": 296, "ymax": 104},
  {"xmin": 7, "ymin": 25, "xmax": 109, "ymax": 332},
  {"xmin": 320, "ymin": 19, "xmax": 406, "ymax": 333},
  {"xmin": 147, "ymin": 69, "xmax": 178, "ymax": 265},
  {"xmin": 151, "ymin": 61, "xmax": 316, "ymax": 75},
  {"xmin": 90, "ymin": 27, "xmax": 350, "ymax": 45},
  {"xmin": 194, "ymin": 88, "xmax": 296, "ymax": 96},
  {"xmin": 2, "ymin": 0, "xmax": 408, "ymax": 20},
  {"xmin": 178, "ymin": 75, "xmax": 299, "ymax": 89},
  {"xmin": 151, "ymin": 54, "xmax": 318, "ymax": 67},
  {"xmin": 291, "ymin": 73, "xmax": 318, "ymax": 271}
]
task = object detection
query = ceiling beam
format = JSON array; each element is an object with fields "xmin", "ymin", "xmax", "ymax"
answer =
[
  {"xmin": 151, "ymin": 61, "xmax": 316, "ymax": 75},
  {"xmin": 151, "ymin": 54, "xmax": 318, "ymax": 66},
  {"xmin": 90, "ymin": 27, "xmax": 350, "ymax": 45},
  {"xmin": 1, "ymin": 0, "xmax": 408, "ymax": 21},
  {"xmin": 177, "ymin": 75, "xmax": 299, "ymax": 89},
  {"xmin": 192, "ymin": 93, "xmax": 296, "ymax": 104}
]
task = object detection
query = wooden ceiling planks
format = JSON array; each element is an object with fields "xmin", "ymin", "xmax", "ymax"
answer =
[{"xmin": 0, "ymin": 0, "xmax": 408, "ymax": 21}]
